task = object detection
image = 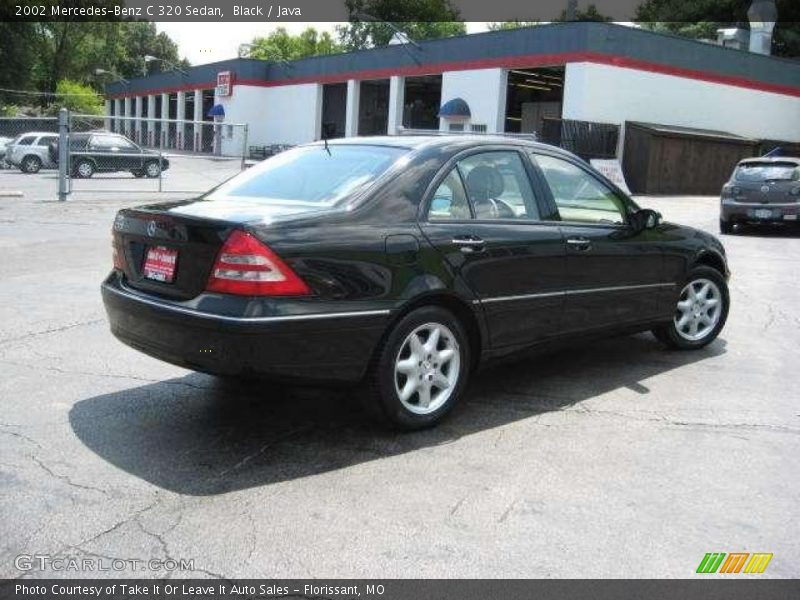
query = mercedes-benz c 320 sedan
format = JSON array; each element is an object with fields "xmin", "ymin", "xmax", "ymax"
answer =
[{"xmin": 102, "ymin": 136, "xmax": 730, "ymax": 429}]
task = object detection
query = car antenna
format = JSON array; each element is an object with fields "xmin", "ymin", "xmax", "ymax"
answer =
[{"xmin": 322, "ymin": 125, "xmax": 331, "ymax": 156}]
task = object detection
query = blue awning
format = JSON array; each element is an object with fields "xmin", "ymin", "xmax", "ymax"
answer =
[
  {"xmin": 207, "ymin": 104, "xmax": 225, "ymax": 117},
  {"xmin": 438, "ymin": 98, "xmax": 471, "ymax": 119}
]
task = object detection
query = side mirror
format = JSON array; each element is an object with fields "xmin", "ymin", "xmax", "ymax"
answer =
[{"xmin": 632, "ymin": 208, "xmax": 661, "ymax": 231}]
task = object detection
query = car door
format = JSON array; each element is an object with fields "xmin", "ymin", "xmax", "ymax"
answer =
[
  {"xmin": 112, "ymin": 135, "xmax": 146, "ymax": 171},
  {"xmin": 529, "ymin": 151, "xmax": 666, "ymax": 333},
  {"xmin": 418, "ymin": 148, "xmax": 566, "ymax": 349},
  {"xmin": 35, "ymin": 135, "xmax": 58, "ymax": 166}
]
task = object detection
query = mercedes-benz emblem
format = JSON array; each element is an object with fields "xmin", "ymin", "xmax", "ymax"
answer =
[
  {"xmin": 760, "ymin": 185, "xmax": 770, "ymax": 193},
  {"xmin": 147, "ymin": 221, "xmax": 157, "ymax": 236}
]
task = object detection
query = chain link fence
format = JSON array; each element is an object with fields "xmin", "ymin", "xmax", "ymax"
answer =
[{"xmin": 60, "ymin": 113, "xmax": 249, "ymax": 194}]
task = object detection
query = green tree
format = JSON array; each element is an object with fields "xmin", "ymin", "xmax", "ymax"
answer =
[
  {"xmin": 245, "ymin": 27, "xmax": 343, "ymax": 61},
  {"xmin": 0, "ymin": 22, "xmax": 37, "ymax": 108},
  {"xmin": 337, "ymin": 0, "xmax": 466, "ymax": 50},
  {"xmin": 635, "ymin": 0, "xmax": 800, "ymax": 58},
  {"xmin": 48, "ymin": 79, "xmax": 104, "ymax": 115},
  {"xmin": 555, "ymin": 4, "xmax": 611, "ymax": 21}
]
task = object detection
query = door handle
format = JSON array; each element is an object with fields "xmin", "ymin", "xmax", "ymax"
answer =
[
  {"xmin": 566, "ymin": 237, "xmax": 592, "ymax": 251},
  {"xmin": 452, "ymin": 236, "xmax": 486, "ymax": 254}
]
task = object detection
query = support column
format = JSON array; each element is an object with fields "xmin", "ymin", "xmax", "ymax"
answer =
[
  {"xmin": 193, "ymin": 89, "xmax": 203, "ymax": 152},
  {"xmin": 176, "ymin": 91, "xmax": 186, "ymax": 150},
  {"xmin": 160, "ymin": 92, "xmax": 169, "ymax": 148},
  {"xmin": 104, "ymin": 99, "xmax": 112, "ymax": 130},
  {"xmin": 114, "ymin": 99, "xmax": 123, "ymax": 133},
  {"xmin": 345, "ymin": 80, "xmax": 360, "ymax": 138},
  {"xmin": 387, "ymin": 75, "xmax": 405, "ymax": 135},
  {"xmin": 123, "ymin": 97, "xmax": 132, "ymax": 138},
  {"xmin": 134, "ymin": 96, "xmax": 143, "ymax": 145},
  {"xmin": 147, "ymin": 95, "xmax": 156, "ymax": 147}
]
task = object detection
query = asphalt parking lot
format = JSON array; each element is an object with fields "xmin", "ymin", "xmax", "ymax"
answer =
[{"xmin": 1, "ymin": 166, "xmax": 798, "ymax": 579}]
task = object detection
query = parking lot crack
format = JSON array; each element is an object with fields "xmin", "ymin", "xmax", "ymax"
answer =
[
  {"xmin": 31, "ymin": 456, "xmax": 109, "ymax": 497},
  {"xmin": 0, "ymin": 423, "xmax": 42, "ymax": 449},
  {"xmin": 0, "ymin": 319, "xmax": 104, "ymax": 346}
]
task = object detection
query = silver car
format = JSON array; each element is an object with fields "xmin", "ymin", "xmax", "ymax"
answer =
[
  {"xmin": 720, "ymin": 157, "xmax": 800, "ymax": 233},
  {"xmin": 5, "ymin": 131, "xmax": 59, "ymax": 173}
]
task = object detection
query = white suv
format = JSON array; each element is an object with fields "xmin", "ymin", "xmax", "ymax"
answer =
[{"xmin": 6, "ymin": 132, "xmax": 59, "ymax": 173}]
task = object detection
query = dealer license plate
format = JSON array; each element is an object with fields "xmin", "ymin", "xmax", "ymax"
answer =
[{"xmin": 143, "ymin": 246, "xmax": 178, "ymax": 283}]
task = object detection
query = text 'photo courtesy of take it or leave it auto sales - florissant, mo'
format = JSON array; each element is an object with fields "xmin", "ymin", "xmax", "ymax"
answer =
[{"xmin": 103, "ymin": 20, "xmax": 800, "ymax": 195}]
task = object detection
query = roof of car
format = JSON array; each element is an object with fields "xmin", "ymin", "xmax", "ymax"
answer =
[
  {"xmin": 314, "ymin": 134, "xmax": 565, "ymax": 155},
  {"xmin": 738, "ymin": 156, "xmax": 800, "ymax": 165}
]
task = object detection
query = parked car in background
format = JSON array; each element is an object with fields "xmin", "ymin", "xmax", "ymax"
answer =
[
  {"xmin": 5, "ymin": 131, "xmax": 59, "ymax": 173},
  {"xmin": 720, "ymin": 157, "xmax": 800, "ymax": 233},
  {"xmin": 51, "ymin": 131, "xmax": 170, "ymax": 178},
  {"xmin": 103, "ymin": 136, "xmax": 730, "ymax": 430},
  {"xmin": 0, "ymin": 136, "xmax": 14, "ymax": 168}
]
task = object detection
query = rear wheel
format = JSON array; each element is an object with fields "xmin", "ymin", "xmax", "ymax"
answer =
[
  {"xmin": 719, "ymin": 219, "xmax": 733, "ymax": 234},
  {"xmin": 364, "ymin": 306, "xmax": 470, "ymax": 430},
  {"xmin": 652, "ymin": 266, "xmax": 729, "ymax": 350},
  {"xmin": 21, "ymin": 155, "xmax": 41, "ymax": 174},
  {"xmin": 144, "ymin": 161, "xmax": 161, "ymax": 178},
  {"xmin": 74, "ymin": 159, "xmax": 95, "ymax": 178}
]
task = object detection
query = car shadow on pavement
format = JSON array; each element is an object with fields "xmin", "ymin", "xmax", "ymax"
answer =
[{"xmin": 69, "ymin": 333, "xmax": 726, "ymax": 496}]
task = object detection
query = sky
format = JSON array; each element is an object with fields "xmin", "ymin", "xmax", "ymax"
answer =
[{"xmin": 157, "ymin": 22, "xmax": 491, "ymax": 65}]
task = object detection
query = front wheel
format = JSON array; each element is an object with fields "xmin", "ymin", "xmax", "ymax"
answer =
[
  {"xmin": 144, "ymin": 161, "xmax": 161, "ymax": 178},
  {"xmin": 73, "ymin": 159, "xmax": 95, "ymax": 178},
  {"xmin": 652, "ymin": 266, "xmax": 729, "ymax": 350},
  {"xmin": 21, "ymin": 155, "xmax": 41, "ymax": 174},
  {"xmin": 364, "ymin": 306, "xmax": 470, "ymax": 430}
]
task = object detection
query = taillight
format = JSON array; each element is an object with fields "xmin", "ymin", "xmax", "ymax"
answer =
[
  {"xmin": 112, "ymin": 233, "xmax": 124, "ymax": 270},
  {"xmin": 206, "ymin": 230, "xmax": 311, "ymax": 296}
]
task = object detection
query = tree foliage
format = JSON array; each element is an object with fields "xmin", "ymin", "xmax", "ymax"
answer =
[
  {"xmin": 487, "ymin": 22, "xmax": 541, "ymax": 31},
  {"xmin": 337, "ymin": 0, "xmax": 466, "ymax": 50},
  {"xmin": 636, "ymin": 0, "xmax": 800, "ymax": 58},
  {"xmin": 245, "ymin": 27, "xmax": 343, "ymax": 61},
  {"xmin": 0, "ymin": 18, "xmax": 186, "ymax": 112},
  {"xmin": 48, "ymin": 80, "xmax": 105, "ymax": 115}
]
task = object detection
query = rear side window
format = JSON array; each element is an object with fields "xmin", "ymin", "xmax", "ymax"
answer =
[
  {"xmin": 735, "ymin": 163, "xmax": 799, "ymax": 182},
  {"xmin": 37, "ymin": 135, "xmax": 57, "ymax": 145},
  {"xmin": 457, "ymin": 151, "xmax": 540, "ymax": 220},
  {"xmin": 428, "ymin": 169, "xmax": 471, "ymax": 220},
  {"xmin": 207, "ymin": 145, "xmax": 406, "ymax": 205}
]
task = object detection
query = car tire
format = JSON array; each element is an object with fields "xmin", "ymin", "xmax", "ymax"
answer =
[
  {"xmin": 719, "ymin": 219, "xmax": 734, "ymax": 234},
  {"xmin": 74, "ymin": 159, "xmax": 95, "ymax": 178},
  {"xmin": 144, "ymin": 161, "xmax": 161, "ymax": 178},
  {"xmin": 363, "ymin": 306, "xmax": 470, "ymax": 430},
  {"xmin": 131, "ymin": 170, "xmax": 145, "ymax": 178},
  {"xmin": 21, "ymin": 155, "xmax": 41, "ymax": 174},
  {"xmin": 652, "ymin": 265, "xmax": 729, "ymax": 350}
]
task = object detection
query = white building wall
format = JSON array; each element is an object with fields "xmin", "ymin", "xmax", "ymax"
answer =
[
  {"xmin": 439, "ymin": 69, "xmax": 507, "ymax": 133},
  {"xmin": 216, "ymin": 83, "xmax": 322, "ymax": 155},
  {"xmin": 563, "ymin": 62, "xmax": 800, "ymax": 142}
]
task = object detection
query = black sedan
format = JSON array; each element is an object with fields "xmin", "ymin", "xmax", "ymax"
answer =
[
  {"xmin": 102, "ymin": 136, "xmax": 730, "ymax": 429},
  {"xmin": 51, "ymin": 132, "xmax": 170, "ymax": 178}
]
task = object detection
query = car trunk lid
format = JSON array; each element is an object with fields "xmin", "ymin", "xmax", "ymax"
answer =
[{"xmin": 112, "ymin": 198, "xmax": 332, "ymax": 300}]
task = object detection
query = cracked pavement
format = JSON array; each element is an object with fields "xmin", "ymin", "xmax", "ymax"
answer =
[{"xmin": 1, "ymin": 169, "xmax": 798, "ymax": 578}]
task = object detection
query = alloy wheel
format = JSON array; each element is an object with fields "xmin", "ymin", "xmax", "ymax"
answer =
[
  {"xmin": 77, "ymin": 162, "xmax": 93, "ymax": 178},
  {"xmin": 146, "ymin": 162, "xmax": 160, "ymax": 177},
  {"xmin": 674, "ymin": 278, "xmax": 722, "ymax": 341},
  {"xmin": 394, "ymin": 322, "xmax": 461, "ymax": 415}
]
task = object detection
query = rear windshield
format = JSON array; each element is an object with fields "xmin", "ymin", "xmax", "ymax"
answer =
[
  {"xmin": 206, "ymin": 144, "xmax": 407, "ymax": 205},
  {"xmin": 735, "ymin": 162, "xmax": 799, "ymax": 182}
]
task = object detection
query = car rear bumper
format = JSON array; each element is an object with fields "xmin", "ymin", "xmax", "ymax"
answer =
[
  {"xmin": 721, "ymin": 200, "xmax": 800, "ymax": 224},
  {"xmin": 101, "ymin": 274, "xmax": 391, "ymax": 383}
]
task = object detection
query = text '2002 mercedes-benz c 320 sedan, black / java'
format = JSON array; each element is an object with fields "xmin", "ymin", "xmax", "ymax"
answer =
[{"xmin": 102, "ymin": 136, "xmax": 730, "ymax": 429}]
